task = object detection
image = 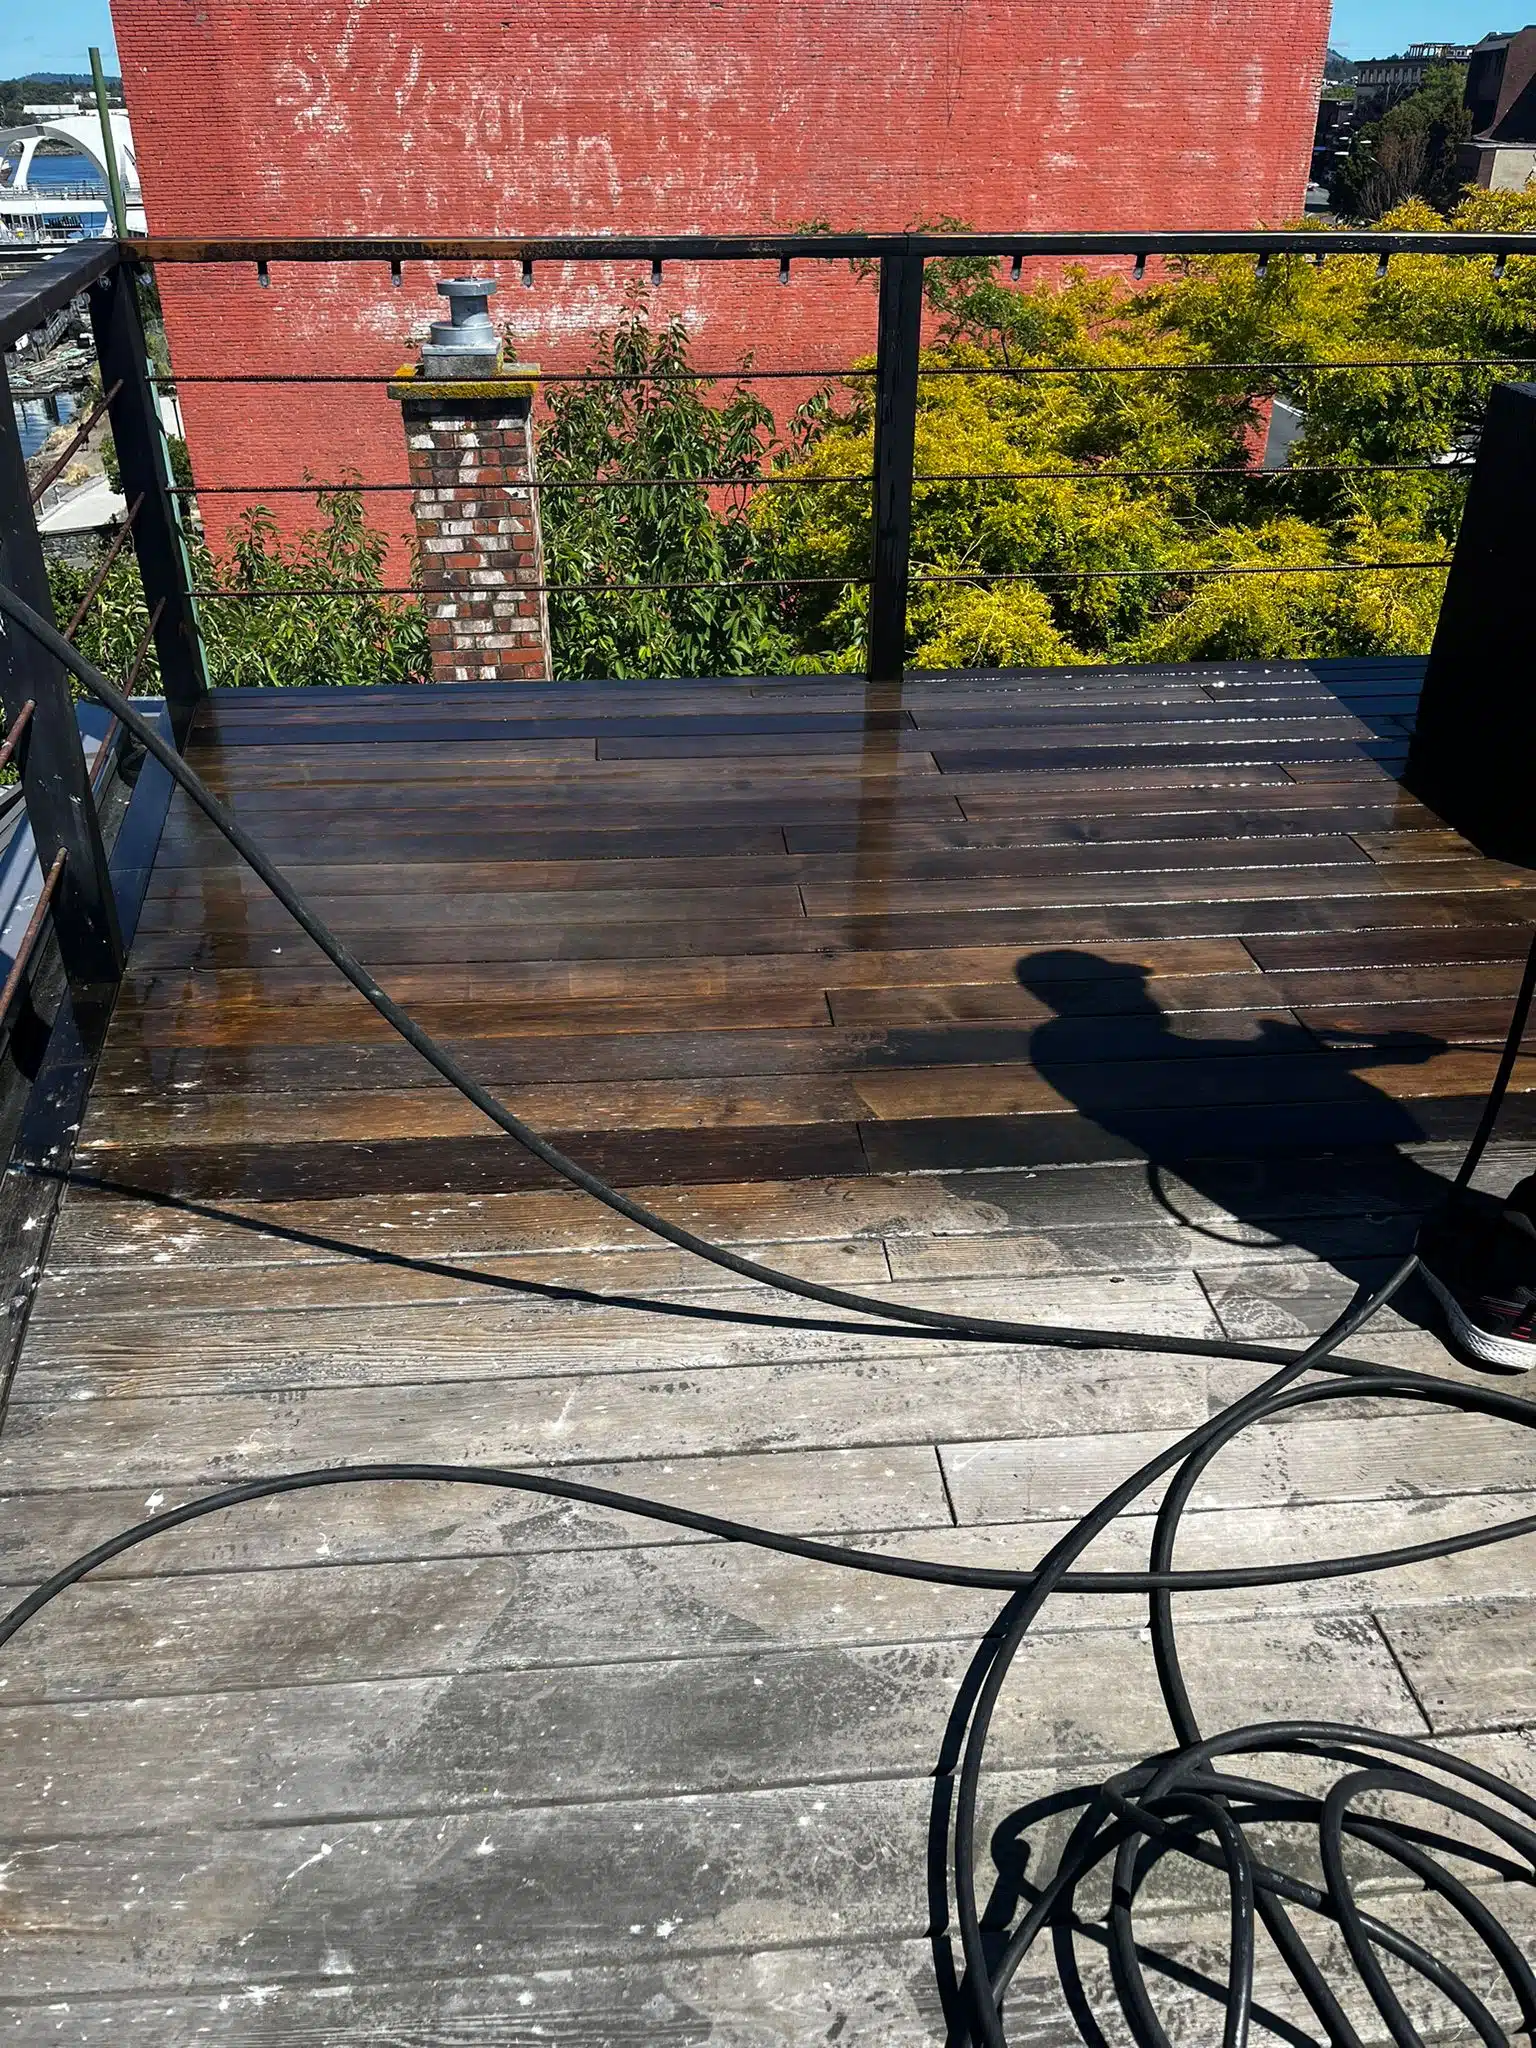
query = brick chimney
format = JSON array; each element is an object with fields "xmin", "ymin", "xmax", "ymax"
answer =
[{"xmin": 388, "ymin": 279, "xmax": 553, "ymax": 683}]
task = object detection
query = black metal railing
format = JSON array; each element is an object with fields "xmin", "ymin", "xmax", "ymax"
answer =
[
  {"xmin": 1, "ymin": 239, "xmax": 190, "ymax": 1033},
  {"xmin": 3, "ymin": 224, "xmax": 1536, "ymax": 1010},
  {"xmin": 123, "ymin": 228, "xmax": 1536, "ymax": 680}
]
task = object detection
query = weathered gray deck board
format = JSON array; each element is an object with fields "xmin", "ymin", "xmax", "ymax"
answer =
[
  {"xmin": 2, "ymin": 1919, "xmax": 1531, "ymax": 2048},
  {"xmin": 3, "ymin": 1496, "xmax": 1535, "ymax": 1703},
  {"xmin": 4, "ymin": 1740, "xmax": 1531, "ymax": 2006},
  {"xmin": 0, "ymin": 1612, "xmax": 1425, "ymax": 1841},
  {"xmin": 0, "ymin": 1349, "xmax": 1212, "ymax": 1480},
  {"xmin": 36, "ymin": 1154, "xmax": 1464, "ymax": 1268}
]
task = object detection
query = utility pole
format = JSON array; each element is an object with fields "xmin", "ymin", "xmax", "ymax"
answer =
[{"xmin": 89, "ymin": 48, "xmax": 127, "ymax": 240}]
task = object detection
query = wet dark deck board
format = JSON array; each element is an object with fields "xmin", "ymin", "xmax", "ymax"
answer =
[{"xmin": 3, "ymin": 656, "xmax": 1535, "ymax": 2044}]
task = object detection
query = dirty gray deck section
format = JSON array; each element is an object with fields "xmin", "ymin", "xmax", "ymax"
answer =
[{"xmin": 1, "ymin": 662, "xmax": 1535, "ymax": 2043}]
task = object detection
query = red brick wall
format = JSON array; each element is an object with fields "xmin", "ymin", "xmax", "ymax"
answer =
[{"xmin": 113, "ymin": 0, "xmax": 1330, "ymax": 553}]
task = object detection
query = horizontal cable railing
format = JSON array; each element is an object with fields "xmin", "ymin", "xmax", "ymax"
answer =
[
  {"xmin": 26, "ymin": 379, "xmax": 121, "ymax": 506},
  {"xmin": 0, "ymin": 849, "xmax": 67, "ymax": 1030},
  {"xmin": 0, "ymin": 229, "xmax": 1531, "ymax": 688},
  {"xmin": 86, "ymin": 227, "xmax": 1531, "ymax": 687},
  {"xmin": 187, "ymin": 576, "xmax": 863, "ymax": 597},
  {"xmin": 146, "ymin": 354, "xmax": 1536, "ymax": 385},
  {"xmin": 48, "ymin": 234, "xmax": 1517, "ymax": 662},
  {"xmin": 164, "ymin": 460, "xmax": 1473, "ymax": 497},
  {"xmin": 185, "ymin": 557, "xmax": 1455, "ymax": 599}
]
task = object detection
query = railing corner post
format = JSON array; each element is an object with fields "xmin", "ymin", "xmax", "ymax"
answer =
[
  {"xmin": 1408, "ymin": 377, "xmax": 1536, "ymax": 867},
  {"xmin": 867, "ymin": 245, "xmax": 924, "ymax": 684},
  {"xmin": 89, "ymin": 255, "xmax": 209, "ymax": 748}
]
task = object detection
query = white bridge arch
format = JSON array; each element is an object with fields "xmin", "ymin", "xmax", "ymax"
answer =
[{"xmin": 0, "ymin": 111, "xmax": 144, "ymax": 246}]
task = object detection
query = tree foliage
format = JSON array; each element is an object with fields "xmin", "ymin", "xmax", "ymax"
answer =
[
  {"xmin": 537, "ymin": 295, "xmax": 800, "ymax": 678},
  {"xmin": 47, "ymin": 484, "xmax": 429, "ymax": 692},
  {"xmin": 752, "ymin": 190, "xmax": 1536, "ymax": 670},
  {"xmin": 101, "ymin": 428, "xmax": 193, "ymax": 494},
  {"xmin": 1330, "ymin": 67, "xmax": 1473, "ymax": 218},
  {"xmin": 41, "ymin": 193, "xmax": 1536, "ymax": 689},
  {"xmin": 201, "ymin": 488, "xmax": 430, "ymax": 688}
]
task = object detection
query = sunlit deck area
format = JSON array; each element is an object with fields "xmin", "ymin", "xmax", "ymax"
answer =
[{"xmin": 2, "ymin": 658, "xmax": 1536, "ymax": 2042}]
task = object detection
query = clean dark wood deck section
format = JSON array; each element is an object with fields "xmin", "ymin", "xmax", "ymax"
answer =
[{"xmin": 2, "ymin": 660, "xmax": 1535, "ymax": 2041}]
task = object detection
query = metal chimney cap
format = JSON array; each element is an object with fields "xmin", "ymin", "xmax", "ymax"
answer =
[
  {"xmin": 421, "ymin": 276, "xmax": 503, "ymax": 377},
  {"xmin": 437, "ymin": 277, "xmax": 497, "ymax": 314}
]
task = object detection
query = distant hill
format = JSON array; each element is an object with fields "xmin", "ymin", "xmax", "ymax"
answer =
[
  {"xmin": 0, "ymin": 69, "xmax": 123, "ymax": 124},
  {"xmin": 1323, "ymin": 47, "xmax": 1355, "ymax": 80},
  {"xmin": 16, "ymin": 71, "xmax": 122, "ymax": 88}
]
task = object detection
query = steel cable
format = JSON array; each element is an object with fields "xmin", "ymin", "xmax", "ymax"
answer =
[{"xmin": 1, "ymin": 578, "xmax": 1534, "ymax": 2042}]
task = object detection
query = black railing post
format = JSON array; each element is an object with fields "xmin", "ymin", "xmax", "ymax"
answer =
[
  {"xmin": 0, "ymin": 354, "xmax": 125, "ymax": 995},
  {"xmin": 89, "ymin": 259, "xmax": 209, "ymax": 746},
  {"xmin": 1407, "ymin": 378, "xmax": 1536, "ymax": 867},
  {"xmin": 867, "ymin": 245, "xmax": 924, "ymax": 682}
]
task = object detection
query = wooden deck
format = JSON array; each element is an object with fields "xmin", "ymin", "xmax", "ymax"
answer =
[{"xmin": 3, "ymin": 658, "xmax": 1536, "ymax": 2041}]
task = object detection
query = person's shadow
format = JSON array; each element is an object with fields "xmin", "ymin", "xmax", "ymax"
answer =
[{"xmin": 1012, "ymin": 947, "xmax": 1508, "ymax": 1353}]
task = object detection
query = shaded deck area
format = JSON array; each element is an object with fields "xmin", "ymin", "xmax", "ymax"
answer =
[{"xmin": 2, "ymin": 659, "xmax": 1536, "ymax": 2041}]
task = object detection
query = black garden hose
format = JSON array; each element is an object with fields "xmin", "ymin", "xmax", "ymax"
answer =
[{"xmin": 3, "ymin": 580, "xmax": 1536, "ymax": 2045}]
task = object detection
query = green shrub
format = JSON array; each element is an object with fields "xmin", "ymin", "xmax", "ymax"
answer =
[{"xmin": 46, "ymin": 483, "xmax": 428, "ymax": 692}]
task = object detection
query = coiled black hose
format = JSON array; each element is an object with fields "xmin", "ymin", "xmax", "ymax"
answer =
[{"xmin": 2, "ymin": 580, "xmax": 1535, "ymax": 2044}]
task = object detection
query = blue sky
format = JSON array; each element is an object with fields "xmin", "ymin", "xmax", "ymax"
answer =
[
  {"xmin": 0, "ymin": 0, "xmax": 1515, "ymax": 84},
  {"xmin": 2, "ymin": 0, "xmax": 118, "ymax": 78},
  {"xmin": 1329, "ymin": 1, "xmax": 1510, "ymax": 53}
]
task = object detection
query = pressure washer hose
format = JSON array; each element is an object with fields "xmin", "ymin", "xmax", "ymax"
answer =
[{"xmin": 3, "ymin": 581, "xmax": 1536, "ymax": 2046}]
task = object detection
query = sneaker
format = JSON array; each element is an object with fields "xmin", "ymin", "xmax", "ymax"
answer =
[{"xmin": 1418, "ymin": 1183, "xmax": 1536, "ymax": 1370}]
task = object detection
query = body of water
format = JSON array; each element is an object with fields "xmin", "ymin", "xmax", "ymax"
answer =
[
  {"xmin": 14, "ymin": 389, "xmax": 80, "ymax": 460},
  {"xmin": 7, "ymin": 154, "xmax": 107, "ymax": 463},
  {"xmin": 12, "ymin": 152, "xmax": 105, "ymax": 191}
]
